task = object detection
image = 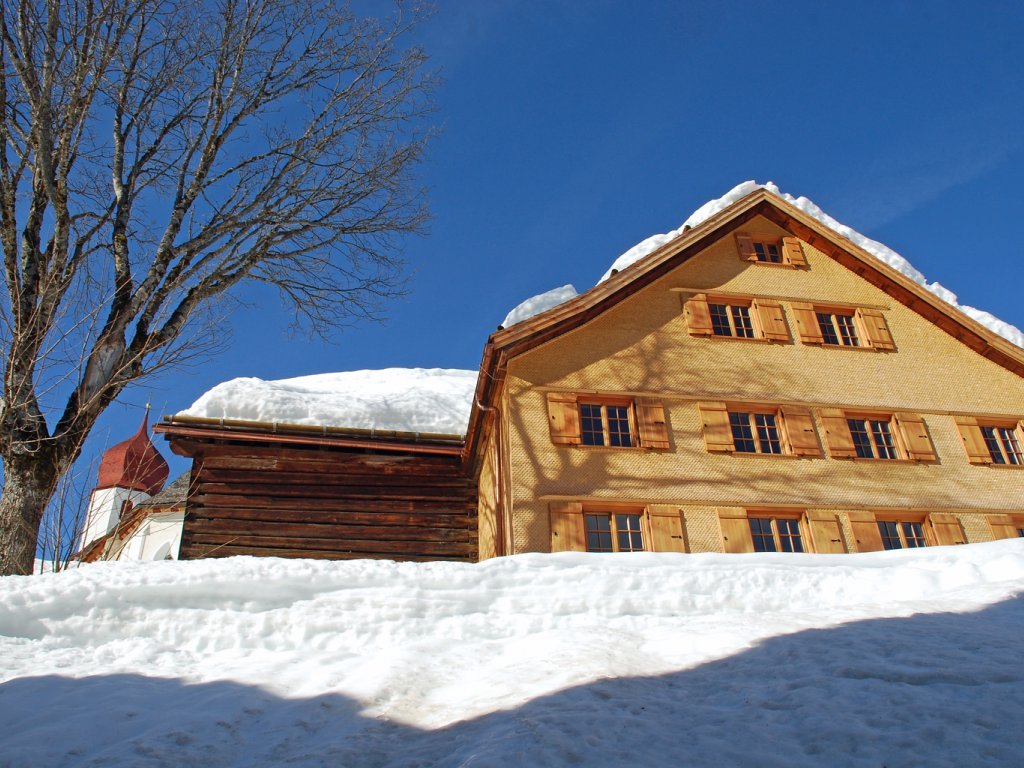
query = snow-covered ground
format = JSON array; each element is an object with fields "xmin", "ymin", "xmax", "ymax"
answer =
[{"xmin": 2, "ymin": 541, "xmax": 1023, "ymax": 766}]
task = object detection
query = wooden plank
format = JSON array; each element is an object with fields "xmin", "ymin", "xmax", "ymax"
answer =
[
  {"xmin": 188, "ymin": 508, "xmax": 476, "ymax": 528},
  {"xmin": 186, "ymin": 533, "xmax": 476, "ymax": 557},
  {"xmin": 182, "ymin": 544, "xmax": 474, "ymax": 563},
  {"xmin": 192, "ymin": 490, "xmax": 476, "ymax": 508},
  {"xmin": 195, "ymin": 482, "xmax": 476, "ymax": 502},
  {"xmin": 198, "ymin": 469, "xmax": 474, "ymax": 487},
  {"xmin": 187, "ymin": 519, "xmax": 474, "ymax": 543},
  {"xmin": 192, "ymin": 497, "xmax": 475, "ymax": 515}
]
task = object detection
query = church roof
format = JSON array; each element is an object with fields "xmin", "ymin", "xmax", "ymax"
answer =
[{"xmin": 96, "ymin": 412, "xmax": 169, "ymax": 496}]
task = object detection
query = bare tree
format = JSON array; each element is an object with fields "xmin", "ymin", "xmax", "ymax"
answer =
[{"xmin": 0, "ymin": 0, "xmax": 434, "ymax": 575}]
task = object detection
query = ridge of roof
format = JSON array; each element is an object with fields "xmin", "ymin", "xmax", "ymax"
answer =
[{"xmin": 463, "ymin": 187, "xmax": 1024, "ymax": 470}]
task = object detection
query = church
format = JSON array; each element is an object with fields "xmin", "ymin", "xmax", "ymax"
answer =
[{"xmin": 77, "ymin": 184, "xmax": 1024, "ymax": 563}]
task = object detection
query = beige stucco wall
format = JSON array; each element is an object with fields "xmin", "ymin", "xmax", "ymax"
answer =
[{"xmin": 500, "ymin": 214, "xmax": 1024, "ymax": 553}]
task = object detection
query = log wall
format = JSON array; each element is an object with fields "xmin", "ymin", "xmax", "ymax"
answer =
[{"xmin": 176, "ymin": 440, "xmax": 478, "ymax": 562}]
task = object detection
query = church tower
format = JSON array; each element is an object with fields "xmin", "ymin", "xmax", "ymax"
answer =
[{"xmin": 80, "ymin": 411, "xmax": 170, "ymax": 550}]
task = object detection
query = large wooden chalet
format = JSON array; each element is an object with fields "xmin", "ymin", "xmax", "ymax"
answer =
[{"xmin": 86, "ymin": 186, "xmax": 1024, "ymax": 563}]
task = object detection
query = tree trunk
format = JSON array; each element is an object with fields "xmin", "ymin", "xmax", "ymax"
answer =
[{"xmin": 0, "ymin": 454, "xmax": 61, "ymax": 576}]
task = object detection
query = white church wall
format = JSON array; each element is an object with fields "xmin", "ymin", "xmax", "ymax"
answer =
[
  {"xmin": 81, "ymin": 487, "xmax": 152, "ymax": 550},
  {"xmin": 118, "ymin": 511, "xmax": 185, "ymax": 561}
]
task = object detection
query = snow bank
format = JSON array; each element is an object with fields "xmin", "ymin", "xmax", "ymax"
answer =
[
  {"xmin": 500, "ymin": 284, "xmax": 578, "ymax": 328},
  {"xmin": 1, "ymin": 542, "xmax": 1023, "ymax": 766},
  {"xmin": 502, "ymin": 181, "xmax": 1024, "ymax": 348},
  {"xmin": 178, "ymin": 367, "xmax": 476, "ymax": 435}
]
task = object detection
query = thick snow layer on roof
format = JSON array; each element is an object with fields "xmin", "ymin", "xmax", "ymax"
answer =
[
  {"xmin": 1, "ymin": 541, "xmax": 1023, "ymax": 765},
  {"xmin": 503, "ymin": 181, "xmax": 1024, "ymax": 348},
  {"xmin": 178, "ymin": 368, "xmax": 476, "ymax": 435},
  {"xmin": 500, "ymin": 283, "xmax": 578, "ymax": 328}
]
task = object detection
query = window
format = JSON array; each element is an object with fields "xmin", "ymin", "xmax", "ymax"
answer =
[
  {"xmin": 700, "ymin": 402, "xmax": 821, "ymax": 457},
  {"xmin": 954, "ymin": 416, "xmax": 1024, "ymax": 466},
  {"xmin": 709, "ymin": 302, "xmax": 755, "ymax": 338},
  {"xmin": 580, "ymin": 402, "xmax": 633, "ymax": 447},
  {"xmin": 546, "ymin": 393, "xmax": 670, "ymax": 449},
  {"xmin": 818, "ymin": 410, "xmax": 936, "ymax": 462},
  {"xmin": 981, "ymin": 426, "xmax": 1023, "ymax": 465},
  {"xmin": 847, "ymin": 417, "xmax": 898, "ymax": 459},
  {"xmin": 729, "ymin": 411, "xmax": 783, "ymax": 454},
  {"xmin": 717, "ymin": 508, "xmax": 822, "ymax": 553},
  {"xmin": 550, "ymin": 503, "xmax": 681, "ymax": 553},
  {"xmin": 685, "ymin": 293, "xmax": 789, "ymax": 342},
  {"xmin": 749, "ymin": 517, "xmax": 804, "ymax": 552},
  {"xmin": 877, "ymin": 520, "xmax": 928, "ymax": 550},
  {"xmin": 584, "ymin": 512, "xmax": 644, "ymax": 552},
  {"xmin": 848, "ymin": 511, "xmax": 964, "ymax": 551},
  {"xmin": 734, "ymin": 233, "xmax": 808, "ymax": 267},
  {"xmin": 791, "ymin": 303, "xmax": 895, "ymax": 350},
  {"xmin": 816, "ymin": 311, "xmax": 860, "ymax": 347}
]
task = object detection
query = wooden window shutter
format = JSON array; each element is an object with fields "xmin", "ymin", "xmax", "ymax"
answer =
[
  {"xmin": 791, "ymin": 302, "xmax": 824, "ymax": 344},
  {"xmin": 636, "ymin": 399, "xmax": 670, "ymax": 450},
  {"xmin": 928, "ymin": 513, "xmax": 966, "ymax": 546},
  {"xmin": 856, "ymin": 308, "xmax": 895, "ymax": 350},
  {"xmin": 751, "ymin": 298, "xmax": 789, "ymax": 341},
  {"xmin": 819, "ymin": 408, "xmax": 857, "ymax": 458},
  {"xmin": 546, "ymin": 392, "xmax": 581, "ymax": 445},
  {"xmin": 954, "ymin": 416, "xmax": 992, "ymax": 464},
  {"xmin": 699, "ymin": 402, "xmax": 734, "ymax": 452},
  {"xmin": 805, "ymin": 510, "xmax": 846, "ymax": 554},
  {"xmin": 893, "ymin": 413, "xmax": 937, "ymax": 462},
  {"xmin": 780, "ymin": 407, "xmax": 821, "ymax": 457},
  {"xmin": 549, "ymin": 502, "xmax": 585, "ymax": 552},
  {"xmin": 847, "ymin": 511, "xmax": 884, "ymax": 552},
  {"xmin": 735, "ymin": 233, "xmax": 756, "ymax": 261},
  {"xmin": 717, "ymin": 508, "xmax": 753, "ymax": 553},
  {"xmin": 988, "ymin": 514, "xmax": 1019, "ymax": 540},
  {"xmin": 782, "ymin": 236, "xmax": 807, "ymax": 267},
  {"xmin": 684, "ymin": 293, "xmax": 714, "ymax": 336},
  {"xmin": 648, "ymin": 505, "xmax": 687, "ymax": 553}
]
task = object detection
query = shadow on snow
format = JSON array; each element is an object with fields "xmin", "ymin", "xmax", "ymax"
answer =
[{"xmin": 2, "ymin": 594, "xmax": 1022, "ymax": 767}]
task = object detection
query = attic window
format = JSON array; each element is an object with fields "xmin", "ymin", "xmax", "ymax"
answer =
[{"xmin": 735, "ymin": 234, "xmax": 807, "ymax": 267}]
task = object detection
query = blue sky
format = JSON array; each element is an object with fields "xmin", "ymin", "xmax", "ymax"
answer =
[{"xmin": 93, "ymin": 0, "xmax": 1024, "ymax": 481}]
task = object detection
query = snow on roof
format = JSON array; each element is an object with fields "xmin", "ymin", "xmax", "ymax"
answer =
[
  {"xmin": 501, "ymin": 181, "xmax": 1024, "ymax": 348},
  {"xmin": 178, "ymin": 368, "xmax": 477, "ymax": 436},
  {"xmin": 500, "ymin": 284, "xmax": 579, "ymax": 328},
  {"xmin": 3, "ymin": 541, "xmax": 1024, "ymax": 764}
]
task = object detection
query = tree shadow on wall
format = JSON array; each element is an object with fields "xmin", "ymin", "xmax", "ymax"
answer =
[{"xmin": 2, "ymin": 593, "xmax": 1022, "ymax": 767}]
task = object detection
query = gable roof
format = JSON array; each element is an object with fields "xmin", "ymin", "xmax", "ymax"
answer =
[{"xmin": 464, "ymin": 187, "xmax": 1024, "ymax": 468}]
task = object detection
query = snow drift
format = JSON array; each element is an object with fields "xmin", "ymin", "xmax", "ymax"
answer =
[{"xmin": 1, "ymin": 541, "xmax": 1023, "ymax": 766}]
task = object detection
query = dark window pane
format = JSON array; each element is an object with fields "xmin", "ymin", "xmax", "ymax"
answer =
[
  {"xmin": 606, "ymin": 405, "xmax": 632, "ymax": 447},
  {"xmin": 870, "ymin": 420, "xmax": 897, "ymax": 459},
  {"xmin": 754, "ymin": 413, "xmax": 782, "ymax": 454},
  {"xmin": 616, "ymin": 514, "xmax": 644, "ymax": 552},
  {"xmin": 730, "ymin": 412, "xmax": 757, "ymax": 453},
  {"xmin": 580, "ymin": 403, "xmax": 604, "ymax": 446},
  {"xmin": 836, "ymin": 314, "xmax": 860, "ymax": 346},
  {"xmin": 817, "ymin": 313, "xmax": 840, "ymax": 345},
  {"xmin": 749, "ymin": 518, "xmax": 776, "ymax": 552},
  {"xmin": 710, "ymin": 303, "xmax": 732, "ymax": 336},
  {"xmin": 998, "ymin": 427, "xmax": 1023, "ymax": 465},
  {"xmin": 902, "ymin": 522, "xmax": 927, "ymax": 548},
  {"xmin": 765, "ymin": 243, "xmax": 781, "ymax": 263},
  {"xmin": 848, "ymin": 419, "xmax": 874, "ymax": 458},
  {"xmin": 753, "ymin": 242, "xmax": 768, "ymax": 262},
  {"xmin": 777, "ymin": 518, "xmax": 803, "ymax": 553},
  {"xmin": 878, "ymin": 521, "xmax": 902, "ymax": 550},
  {"xmin": 732, "ymin": 305, "xmax": 755, "ymax": 338},
  {"xmin": 585, "ymin": 514, "xmax": 613, "ymax": 552}
]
